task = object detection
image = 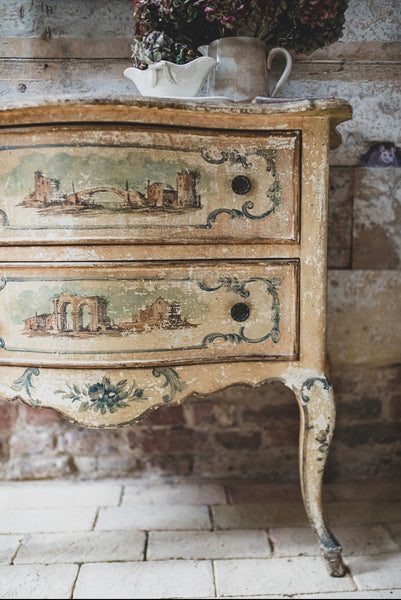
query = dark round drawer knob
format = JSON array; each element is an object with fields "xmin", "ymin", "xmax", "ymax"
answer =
[
  {"xmin": 231, "ymin": 302, "xmax": 250, "ymax": 322},
  {"xmin": 231, "ymin": 175, "xmax": 251, "ymax": 195}
]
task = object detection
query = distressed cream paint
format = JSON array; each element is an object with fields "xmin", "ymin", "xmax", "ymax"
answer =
[{"xmin": 0, "ymin": 97, "xmax": 351, "ymax": 576}]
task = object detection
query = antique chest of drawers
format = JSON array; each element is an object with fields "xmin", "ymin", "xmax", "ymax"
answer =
[{"xmin": 0, "ymin": 97, "xmax": 351, "ymax": 576}]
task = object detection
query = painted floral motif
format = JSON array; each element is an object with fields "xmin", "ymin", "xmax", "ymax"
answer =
[
  {"xmin": 11, "ymin": 367, "xmax": 40, "ymax": 402},
  {"xmin": 55, "ymin": 376, "xmax": 147, "ymax": 414},
  {"xmin": 152, "ymin": 367, "xmax": 187, "ymax": 403}
]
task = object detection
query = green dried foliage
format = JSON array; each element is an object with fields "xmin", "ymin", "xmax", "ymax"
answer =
[{"xmin": 131, "ymin": 31, "xmax": 200, "ymax": 69}]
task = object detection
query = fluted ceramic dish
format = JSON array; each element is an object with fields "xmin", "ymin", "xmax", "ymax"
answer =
[{"xmin": 124, "ymin": 57, "xmax": 217, "ymax": 98}]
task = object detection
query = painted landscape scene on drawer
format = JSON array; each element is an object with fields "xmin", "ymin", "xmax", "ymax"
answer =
[
  {"xmin": 0, "ymin": 126, "xmax": 299, "ymax": 243},
  {"xmin": 0, "ymin": 262, "xmax": 298, "ymax": 367}
]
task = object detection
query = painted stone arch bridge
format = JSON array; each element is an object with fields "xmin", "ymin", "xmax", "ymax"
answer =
[{"xmin": 64, "ymin": 186, "xmax": 144, "ymax": 207}]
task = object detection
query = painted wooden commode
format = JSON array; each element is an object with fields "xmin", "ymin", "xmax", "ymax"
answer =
[{"xmin": 0, "ymin": 97, "xmax": 351, "ymax": 576}]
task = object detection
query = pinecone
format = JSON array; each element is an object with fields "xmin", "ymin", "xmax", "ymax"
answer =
[{"xmin": 131, "ymin": 31, "xmax": 199, "ymax": 70}]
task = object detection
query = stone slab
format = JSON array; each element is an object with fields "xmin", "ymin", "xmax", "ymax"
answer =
[
  {"xmin": 14, "ymin": 531, "xmax": 146, "ymax": 564},
  {"xmin": 346, "ymin": 553, "xmax": 401, "ymax": 590},
  {"xmin": 147, "ymin": 529, "xmax": 271, "ymax": 560},
  {"xmin": 213, "ymin": 501, "xmax": 401, "ymax": 531},
  {"xmin": 96, "ymin": 504, "xmax": 211, "ymax": 531},
  {"xmin": 293, "ymin": 592, "xmax": 401, "ymax": 599},
  {"xmin": 327, "ymin": 480, "xmax": 401, "ymax": 502},
  {"xmin": 0, "ymin": 507, "xmax": 97, "ymax": 534},
  {"xmin": 226, "ymin": 482, "xmax": 335, "ymax": 504},
  {"xmin": 122, "ymin": 481, "xmax": 226, "ymax": 506},
  {"xmin": 73, "ymin": 560, "xmax": 214, "ymax": 599},
  {"xmin": 226, "ymin": 481, "xmax": 302, "ymax": 504},
  {"xmin": 0, "ymin": 564, "xmax": 78, "ymax": 599},
  {"xmin": 0, "ymin": 481, "xmax": 122, "ymax": 509},
  {"xmin": 326, "ymin": 502, "xmax": 401, "ymax": 526},
  {"xmin": 0, "ymin": 535, "xmax": 21, "ymax": 565},
  {"xmin": 213, "ymin": 557, "xmax": 356, "ymax": 597},
  {"xmin": 270, "ymin": 525, "xmax": 400, "ymax": 557},
  {"xmin": 212, "ymin": 503, "xmax": 308, "ymax": 530}
]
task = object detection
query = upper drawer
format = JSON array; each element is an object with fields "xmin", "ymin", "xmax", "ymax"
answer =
[
  {"xmin": 0, "ymin": 260, "xmax": 298, "ymax": 367},
  {"xmin": 0, "ymin": 124, "xmax": 300, "ymax": 245}
]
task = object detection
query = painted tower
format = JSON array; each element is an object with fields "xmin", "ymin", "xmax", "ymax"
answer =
[
  {"xmin": 31, "ymin": 171, "xmax": 62, "ymax": 205},
  {"xmin": 176, "ymin": 170, "xmax": 201, "ymax": 207}
]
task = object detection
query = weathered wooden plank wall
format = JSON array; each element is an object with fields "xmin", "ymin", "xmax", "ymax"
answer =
[{"xmin": 0, "ymin": 0, "xmax": 400, "ymax": 480}]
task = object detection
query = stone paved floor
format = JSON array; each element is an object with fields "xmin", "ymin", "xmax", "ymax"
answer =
[{"xmin": 0, "ymin": 478, "xmax": 400, "ymax": 599}]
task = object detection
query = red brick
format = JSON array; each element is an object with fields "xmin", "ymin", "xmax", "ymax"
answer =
[
  {"xmin": 335, "ymin": 423, "xmax": 401, "ymax": 447},
  {"xmin": 0, "ymin": 435, "xmax": 9, "ymax": 460},
  {"xmin": 10, "ymin": 430, "xmax": 55, "ymax": 457},
  {"xmin": 0, "ymin": 404, "xmax": 18, "ymax": 431},
  {"xmin": 13, "ymin": 456, "xmax": 75, "ymax": 480},
  {"xmin": 128, "ymin": 427, "xmax": 208, "ymax": 454},
  {"xmin": 23, "ymin": 405, "xmax": 61, "ymax": 426},
  {"xmin": 242, "ymin": 403, "xmax": 298, "ymax": 423},
  {"xmin": 141, "ymin": 405, "xmax": 185, "ymax": 426},
  {"xmin": 390, "ymin": 396, "xmax": 401, "ymax": 421},
  {"xmin": 57, "ymin": 429, "xmax": 125, "ymax": 455},
  {"xmin": 267, "ymin": 424, "xmax": 299, "ymax": 447},
  {"xmin": 186, "ymin": 402, "xmax": 216, "ymax": 426},
  {"xmin": 215, "ymin": 430, "xmax": 261, "ymax": 450},
  {"xmin": 147, "ymin": 454, "xmax": 193, "ymax": 475},
  {"xmin": 185, "ymin": 402, "xmax": 237, "ymax": 428},
  {"xmin": 336, "ymin": 396, "xmax": 382, "ymax": 422}
]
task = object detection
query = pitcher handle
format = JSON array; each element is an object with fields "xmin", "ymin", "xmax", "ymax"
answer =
[{"xmin": 267, "ymin": 47, "xmax": 292, "ymax": 98}]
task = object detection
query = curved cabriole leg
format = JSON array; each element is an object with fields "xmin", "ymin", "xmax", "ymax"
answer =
[{"xmin": 283, "ymin": 372, "xmax": 347, "ymax": 577}]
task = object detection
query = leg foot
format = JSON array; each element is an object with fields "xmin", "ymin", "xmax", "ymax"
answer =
[
  {"xmin": 283, "ymin": 371, "xmax": 346, "ymax": 577},
  {"xmin": 323, "ymin": 549, "xmax": 347, "ymax": 577}
]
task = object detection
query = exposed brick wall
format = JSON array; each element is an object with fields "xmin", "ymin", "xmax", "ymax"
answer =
[
  {"xmin": 0, "ymin": 0, "xmax": 400, "ymax": 480},
  {"xmin": 1, "ymin": 363, "xmax": 400, "ymax": 480}
]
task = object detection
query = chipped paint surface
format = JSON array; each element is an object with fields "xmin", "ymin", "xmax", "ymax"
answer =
[
  {"xmin": 0, "ymin": 262, "xmax": 298, "ymax": 366},
  {"xmin": 0, "ymin": 126, "xmax": 299, "ymax": 244}
]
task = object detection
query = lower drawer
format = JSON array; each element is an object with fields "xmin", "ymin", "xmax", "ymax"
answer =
[{"xmin": 0, "ymin": 260, "xmax": 299, "ymax": 367}]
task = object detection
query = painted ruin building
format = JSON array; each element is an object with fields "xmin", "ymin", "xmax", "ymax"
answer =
[
  {"xmin": 24, "ymin": 294, "xmax": 110, "ymax": 333},
  {"xmin": 30, "ymin": 171, "xmax": 63, "ymax": 205},
  {"xmin": 117, "ymin": 297, "xmax": 184, "ymax": 332},
  {"xmin": 144, "ymin": 171, "xmax": 201, "ymax": 208}
]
